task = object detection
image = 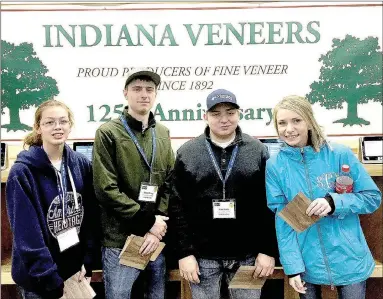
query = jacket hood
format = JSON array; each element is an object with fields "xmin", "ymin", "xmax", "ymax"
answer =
[{"xmin": 15, "ymin": 144, "xmax": 73, "ymax": 170}]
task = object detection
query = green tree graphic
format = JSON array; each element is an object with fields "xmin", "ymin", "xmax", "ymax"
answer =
[
  {"xmin": 306, "ymin": 35, "xmax": 382, "ymax": 126},
  {"xmin": 1, "ymin": 40, "xmax": 59, "ymax": 132}
]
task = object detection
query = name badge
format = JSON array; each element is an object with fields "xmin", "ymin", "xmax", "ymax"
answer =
[
  {"xmin": 138, "ymin": 182, "xmax": 158, "ymax": 203},
  {"xmin": 57, "ymin": 227, "xmax": 79, "ymax": 252},
  {"xmin": 212, "ymin": 199, "xmax": 236, "ymax": 219}
]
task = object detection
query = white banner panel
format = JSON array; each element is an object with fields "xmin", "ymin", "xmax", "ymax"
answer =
[{"xmin": 1, "ymin": 2, "xmax": 382, "ymax": 142}]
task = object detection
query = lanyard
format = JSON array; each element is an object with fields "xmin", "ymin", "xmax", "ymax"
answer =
[
  {"xmin": 205, "ymin": 139, "xmax": 238, "ymax": 199},
  {"xmin": 120, "ymin": 116, "xmax": 156, "ymax": 182}
]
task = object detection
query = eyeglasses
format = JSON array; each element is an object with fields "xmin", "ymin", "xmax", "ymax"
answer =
[{"xmin": 40, "ymin": 119, "xmax": 70, "ymax": 128}]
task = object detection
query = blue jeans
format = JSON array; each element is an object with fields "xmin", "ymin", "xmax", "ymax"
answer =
[
  {"xmin": 190, "ymin": 256, "xmax": 261, "ymax": 299},
  {"xmin": 299, "ymin": 280, "xmax": 366, "ymax": 299},
  {"xmin": 18, "ymin": 287, "xmax": 43, "ymax": 299},
  {"xmin": 102, "ymin": 246, "xmax": 165, "ymax": 299}
]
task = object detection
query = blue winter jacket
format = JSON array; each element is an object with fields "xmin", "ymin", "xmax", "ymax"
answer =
[
  {"xmin": 6, "ymin": 145, "xmax": 97, "ymax": 298},
  {"xmin": 266, "ymin": 142, "xmax": 381, "ymax": 286}
]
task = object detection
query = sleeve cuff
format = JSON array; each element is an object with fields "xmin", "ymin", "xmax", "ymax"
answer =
[
  {"xmin": 37, "ymin": 271, "xmax": 64, "ymax": 298},
  {"xmin": 156, "ymin": 210, "xmax": 167, "ymax": 217},
  {"xmin": 259, "ymin": 243, "xmax": 279, "ymax": 259},
  {"xmin": 40, "ymin": 283, "xmax": 64, "ymax": 299},
  {"xmin": 281, "ymin": 261, "xmax": 305, "ymax": 276},
  {"xmin": 176, "ymin": 246, "xmax": 196, "ymax": 261},
  {"xmin": 329, "ymin": 192, "xmax": 347, "ymax": 219},
  {"xmin": 84, "ymin": 262, "xmax": 93, "ymax": 277},
  {"xmin": 130, "ymin": 209, "xmax": 156, "ymax": 236},
  {"xmin": 325, "ymin": 194, "xmax": 335, "ymax": 215}
]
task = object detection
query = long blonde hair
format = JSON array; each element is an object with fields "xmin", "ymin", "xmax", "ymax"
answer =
[
  {"xmin": 23, "ymin": 100, "xmax": 74, "ymax": 148},
  {"xmin": 273, "ymin": 95, "xmax": 326, "ymax": 152}
]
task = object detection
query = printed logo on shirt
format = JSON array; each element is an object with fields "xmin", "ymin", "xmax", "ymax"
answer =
[
  {"xmin": 316, "ymin": 172, "xmax": 338, "ymax": 191},
  {"xmin": 47, "ymin": 192, "xmax": 84, "ymax": 238}
]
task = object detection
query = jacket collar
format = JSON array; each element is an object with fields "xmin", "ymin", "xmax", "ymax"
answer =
[
  {"xmin": 122, "ymin": 106, "xmax": 156, "ymax": 132},
  {"xmin": 279, "ymin": 142, "xmax": 328, "ymax": 161},
  {"xmin": 204, "ymin": 126, "xmax": 243, "ymax": 149}
]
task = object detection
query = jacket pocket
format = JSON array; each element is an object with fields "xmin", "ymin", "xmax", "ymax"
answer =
[
  {"xmin": 338, "ymin": 220, "xmax": 365, "ymax": 259},
  {"xmin": 298, "ymin": 229, "xmax": 311, "ymax": 252}
]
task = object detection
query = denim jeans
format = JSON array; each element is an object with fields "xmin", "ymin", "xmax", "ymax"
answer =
[
  {"xmin": 190, "ymin": 256, "xmax": 261, "ymax": 299},
  {"xmin": 299, "ymin": 280, "xmax": 366, "ymax": 299},
  {"xmin": 18, "ymin": 287, "xmax": 43, "ymax": 299},
  {"xmin": 102, "ymin": 246, "xmax": 165, "ymax": 299}
]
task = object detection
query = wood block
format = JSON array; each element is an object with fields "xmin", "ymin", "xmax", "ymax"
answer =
[
  {"xmin": 278, "ymin": 192, "xmax": 319, "ymax": 233},
  {"xmin": 181, "ymin": 278, "xmax": 192, "ymax": 299},
  {"xmin": 371, "ymin": 260, "xmax": 383, "ymax": 278},
  {"xmin": 119, "ymin": 235, "xmax": 133, "ymax": 259},
  {"xmin": 119, "ymin": 235, "xmax": 150, "ymax": 270},
  {"xmin": 1, "ymin": 257, "xmax": 14, "ymax": 285},
  {"xmin": 119, "ymin": 235, "xmax": 165, "ymax": 270},
  {"xmin": 62, "ymin": 271, "xmax": 96, "ymax": 299},
  {"xmin": 228, "ymin": 266, "xmax": 266, "ymax": 289}
]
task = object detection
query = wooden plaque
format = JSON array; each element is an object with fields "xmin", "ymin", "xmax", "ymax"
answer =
[
  {"xmin": 119, "ymin": 235, "xmax": 165, "ymax": 270},
  {"xmin": 62, "ymin": 272, "xmax": 96, "ymax": 299},
  {"xmin": 278, "ymin": 192, "xmax": 319, "ymax": 232},
  {"xmin": 228, "ymin": 266, "xmax": 266, "ymax": 289}
]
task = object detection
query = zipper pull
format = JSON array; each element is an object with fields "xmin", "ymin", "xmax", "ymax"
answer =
[{"xmin": 331, "ymin": 284, "xmax": 335, "ymax": 291}]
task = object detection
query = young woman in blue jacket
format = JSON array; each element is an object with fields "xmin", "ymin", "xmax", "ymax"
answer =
[
  {"xmin": 266, "ymin": 95, "xmax": 381, "ymax": 299},
  {"xmin": 6, "ymin": 100, "xmax": 97, "ymax": 299}
]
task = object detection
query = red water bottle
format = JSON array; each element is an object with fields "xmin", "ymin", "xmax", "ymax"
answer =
[{"xmin": 335, "ymin": 164, "xmax": 353, "ymax": 194}]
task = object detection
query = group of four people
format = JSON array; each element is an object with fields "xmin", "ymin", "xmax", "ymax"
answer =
[{"xmin": 6, "ymin": 68, "xmax": 381, "ymax": 299}]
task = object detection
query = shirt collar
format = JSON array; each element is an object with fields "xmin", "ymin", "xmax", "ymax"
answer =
[{"xmin": 122, "ymin": 106, "xmax": 156, "ymax": 132}]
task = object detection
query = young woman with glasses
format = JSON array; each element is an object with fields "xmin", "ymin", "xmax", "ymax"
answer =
[{"xmin": 6, "ymin": 100, "xmax": 97, "ymax": 299}]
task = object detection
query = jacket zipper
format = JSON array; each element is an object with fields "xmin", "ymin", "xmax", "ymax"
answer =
[{"xmin": 300, "ymin": 148, "xmax": 335, "ymax": 290}]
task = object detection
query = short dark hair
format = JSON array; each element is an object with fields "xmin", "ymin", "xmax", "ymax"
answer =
[{"xmin": 124, "ymin": 75, "xmax": 157, "ymax": 89}]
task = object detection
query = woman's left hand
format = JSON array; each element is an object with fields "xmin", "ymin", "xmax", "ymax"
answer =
[
  {"xmin": 306, "ymin": 198, "xmax": 331, "ymax": 217},
  {"xmin": 78, "ymin": 265, "xmax": 91, "ymax": 283}
]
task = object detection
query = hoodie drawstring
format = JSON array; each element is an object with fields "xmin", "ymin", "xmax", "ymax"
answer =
[
  {"xmin": 55, "ymin": 166, "xmax": 79, "ymax": 224},
  {"xmin": 67, "ymin": 167, "xmax": 79, "ymax": 210}
]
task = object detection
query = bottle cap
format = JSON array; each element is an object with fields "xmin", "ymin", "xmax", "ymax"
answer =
[{"xmin": 341, "ymin": 164, "xmax": 350, "ymax": 173}]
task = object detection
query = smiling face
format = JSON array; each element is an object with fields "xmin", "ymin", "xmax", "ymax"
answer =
[
  {"xmin": 205, "ymin": 103, "xmax": 239, "ymax": 141},
  {"xmin": 276, "ymin": 108, "xmax": 309, "ymax": 148},
  {"xmin": 123, "ymin": 78, "xmax": 157, "ymax": 117},
  {"xmin": 37, "ymin": 106, "xmax": 72, "ymax": 147}
]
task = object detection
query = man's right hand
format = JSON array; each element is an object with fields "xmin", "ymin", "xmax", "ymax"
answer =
[
  {"xmin": 149, "ymin": 215, "xmax": 169, "ymax": 240},
  {"xmin": 179, "ymin": 255, "xmax": 200, "ymax": 284}
]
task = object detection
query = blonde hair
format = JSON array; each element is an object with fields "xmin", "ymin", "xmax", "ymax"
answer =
[
  {"xmin": 23, "ymin": 100, "xmax": 74, "ymax": 148},
  {"xmin": 273, "ymin": 95, "xmax": 326, "ymax": 152}
]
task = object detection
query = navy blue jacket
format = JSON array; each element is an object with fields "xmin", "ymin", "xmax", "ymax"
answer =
[{"xmin": 6, "ymin": 144, "xmax": 97, "ymax": 298}]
